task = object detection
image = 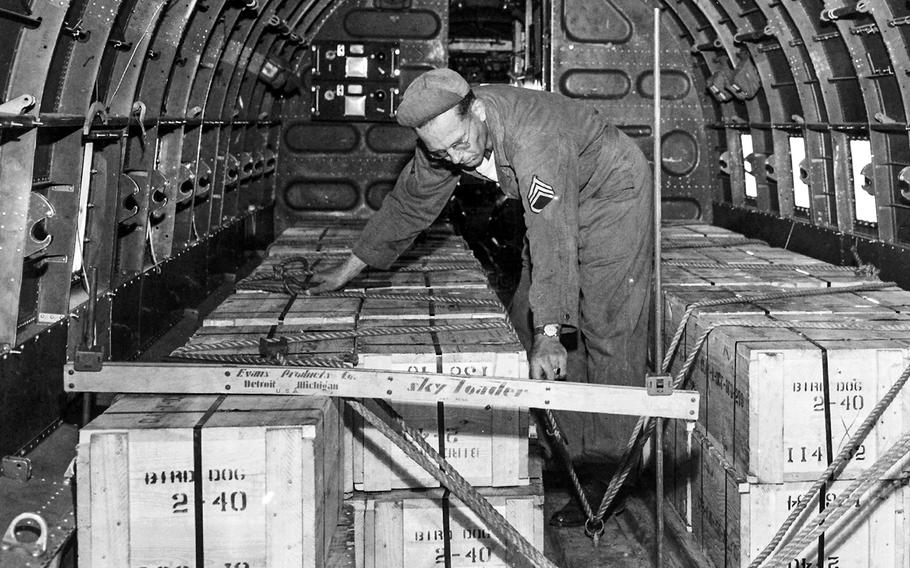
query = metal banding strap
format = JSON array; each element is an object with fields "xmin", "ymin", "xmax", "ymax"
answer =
[
  {"xmin": 192, "ymin": 394, "xmax": 227, "ymax": 566},
  {"xmin": 426, "ymin": 272, "xmax": 453, "ymax": 568},
  {"xmin": 767, "ymin": 315, "xmax": 834, "ymax": 562},
  {"xmin": 439, "ymin": 397, "xmax": 452, "ymax": 568}
]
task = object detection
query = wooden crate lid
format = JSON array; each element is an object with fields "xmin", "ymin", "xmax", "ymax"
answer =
[
  {"xmin": 82, "ymin": 395, "xmax": 334, "ymax": 432},
  {"xmin": 203, "ymin": 293, "xmax": 360, "ymax": 327}
]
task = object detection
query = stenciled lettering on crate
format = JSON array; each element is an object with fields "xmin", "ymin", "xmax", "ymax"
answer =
[
  {"xmin": 677, "ymin": 430, "xmax": 909, "ymax": 568},
  {"xmin": 76, "ymin": 395, "xmax": 342, "ymax": 568},
  {"xmin": 353, "ymin": 346, "xmax": 531, "ymax": 491},
  {"xmin": 351, "ymin": 483, "xmax": 544, "ymax": 568},
  {"xmin": 680, "ymin": 312, "xmax": 910, "ymax": 483}
]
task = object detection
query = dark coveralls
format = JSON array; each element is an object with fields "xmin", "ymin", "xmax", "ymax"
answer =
[{"xmin": 353, "ymin": 85, "xmax": 653, "ymax": 461}]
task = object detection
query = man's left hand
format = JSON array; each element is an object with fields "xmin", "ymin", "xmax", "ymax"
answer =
[{"xmin": 529, "ymin": 335, "xmax": 567, "ymax": 380}]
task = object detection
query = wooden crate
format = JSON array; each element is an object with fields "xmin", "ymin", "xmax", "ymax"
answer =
[
  {"xmin": 203, "ymin": 291, "xmax": 360, "ymax": 327},
  {"xmin": 353, "ymin": 331, "xmax": 531, "ymax": 491},
  {"xmin": 77, "ymin": 395, "xmax": 343, "ymax": 568},
  {"xmin": 675, "ymin": 429, "xmax": 910, "ymax": 568},
  {"xmin": 678, "ymin": 311, "xmax": 910, "ymax": 483},
  {"xmin": 350, "ymin": 461, "xmax": 544, "ymax": 568}
]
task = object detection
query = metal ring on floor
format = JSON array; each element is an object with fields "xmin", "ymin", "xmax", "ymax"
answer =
[{"xmin": 584, "ymin": 517, "xmax": 605, "ymax": 539}]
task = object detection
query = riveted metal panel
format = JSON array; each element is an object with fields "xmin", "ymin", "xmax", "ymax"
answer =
[
  {"xmin": 550, "ymin": 0, "xmax": 714, "ymax": 221},
  {"xmin": 160, "ymin": 0, "xmax": 231, "ymax": 251},
  {"xmin": 366, "ymin": 123, "xmax": 417, "ymax": 153},
  {"xmin": 286, "ymin": 123, "xmax": 361, "ymax": 153},
  {"xmin": 661, "ymin": 129, "xmax": 698, "ymax": 176},
  {"xmin": 636, "ymin": 68, "xmax": 691, "ymax": 100},
  {"xmin": 366, "ymin": 180, "xmax": 396, "ymax": 210},
  {"xmin": 209, "ymin": 0, "xmax": 289, "ymax": 226},
  {"xmin": 276, "ymin": 0, "xmax": 448, "ymax": 228},
  {"xmin": 562, "ymin": 0, "xmax": 632, "ymax": 43},
  {"xmin": 0, "ymin": 0, "xmax": 71, "ymax": 351},
  {"xmin": 559, "ymin": 69, "xmax": 631, "ymax": 99},
  {"xmin": 344, "ymin": 9, "xmax": 441, "ymax": 39},
  {"xmin": 284, "ymin": 179, "xmax": 361, "ymax": 211}
]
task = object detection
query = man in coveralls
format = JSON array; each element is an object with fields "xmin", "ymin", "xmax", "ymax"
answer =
[{"xmin": 311, "ymin": 69, "xmax": 653, "ymax": 526}]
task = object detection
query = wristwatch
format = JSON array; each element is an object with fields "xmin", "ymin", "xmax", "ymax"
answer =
[{"xmin": 533, "ymin": 323, "xmax": 561, "ymax": 338}]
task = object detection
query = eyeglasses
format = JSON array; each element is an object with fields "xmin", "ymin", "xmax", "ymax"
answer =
[{"xmin": 426, "ymin": 120, "xmax": 472, "ymax": 161}]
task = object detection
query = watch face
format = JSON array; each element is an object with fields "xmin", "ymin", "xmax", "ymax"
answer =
[{"xmin": 543, "ymin": 324, "xmax": 559, "ymax": 337}]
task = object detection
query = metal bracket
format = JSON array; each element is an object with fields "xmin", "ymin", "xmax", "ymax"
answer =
[
  {"xmin": 24, "ymin": 192, "xmax": 54, "ymax": 258},
  {"xmin": 74, "ymin": 346, "xmax": 104, "ymax": 372},
  {"xmin": 0, "ymin": 7, "xmax": 42, "ymax": 29},
  {"xmin": 0, "ymin": 94, "xmax": 36, "ymax": 115},
  {"xmin": 0, "ymin": 456, "xmax": 32, "ymax": 482},
  {"xmin": 646, "ymin": 373, "xmax": 673, "ymax": 396},
  {"xmin": 1, "ymin": 513, "xmax": 48, "ymax": 557},
  {"xmin": 131, "ymin": 101, "xmax": 147, "ymax": 138},
  {"xmin": 259, "ymin": 336, "xmax": 289, "ymax": 361},
  {"xmin": 82, "ymin": 101, "xmax": 109, "ymax": 136}
]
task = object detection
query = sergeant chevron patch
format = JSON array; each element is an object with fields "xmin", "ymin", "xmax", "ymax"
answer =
[{"xmin": 527, "ymin": 175, "xmax": 555, "ymax": 213}]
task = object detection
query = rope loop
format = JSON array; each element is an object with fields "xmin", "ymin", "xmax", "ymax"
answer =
[{"xmin": 584, "ymin": 518, "xmax": 605, "ymax": 541}]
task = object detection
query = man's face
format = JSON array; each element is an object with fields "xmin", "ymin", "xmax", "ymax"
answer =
[{"xmin": 417, "ymin": 102, "xmax": 488, "ymax": 169}]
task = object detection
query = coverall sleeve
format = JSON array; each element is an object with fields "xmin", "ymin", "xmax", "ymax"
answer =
[
  {"xmin": 353, "ymin": 147, "xmax": 460, "ymax": 269},
  {"xmin": 511, "ymin": 134, "xmax": 580, "ymax": 329}
]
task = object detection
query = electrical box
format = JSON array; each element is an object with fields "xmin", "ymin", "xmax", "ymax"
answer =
[{"xmin": 309, "ymin": 41, "xmax": 401, "ymax": 122}]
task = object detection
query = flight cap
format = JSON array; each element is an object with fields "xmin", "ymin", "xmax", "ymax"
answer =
[{"xmin": 396, "ymin": 68, "xmax": 470, "ymax": 128}]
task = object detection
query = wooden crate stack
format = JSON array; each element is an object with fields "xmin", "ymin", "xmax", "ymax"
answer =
[
  {"xmin": 76, "ymin": 394, "xmax": 344, "ymax": 568},
  {"xmin": 661, "ymin": 224, "xmax": 910, "ymax": 568},
  {"xmin": 178, "ymin": 220, "xmax": 542, "ymax": 567}
]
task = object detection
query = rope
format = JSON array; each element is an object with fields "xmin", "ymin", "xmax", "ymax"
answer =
[
  {"xmin": 267, "ymin": 250, "xmax": 475, "ymax": 264},
  {"xmin": 235, "ymin": 281, "xmax": 504, "ymax": 307},
  {"xmin": 167, "ymin": 352, "xmax": 357, "ymax": 366},
  {"xmin": 532, "ymin": 280, "xmax": 897, "ymax": 538},
  {"xmin": 663, "ymin": 238, "xmax": 767, "ymax": 249},
  {"xmin": 589, "ymin": 280, "xmax": 899, "ymax": 534},
  {"xmin": 692, "ymin": 318, "xmax": 910, "ymax": 333},
  {"xmin": 171, "ymin": 321, "xmax": 510, "ymax": 355},
  {"xmin": 662, "ymin": 282, "xmax": 895, "ymax": 377},
  {"xmin": 592, "ymin": 321, "xmax": 715, "ymax": 524},
  {"xmin": 663, "ymin": 260, "xmax": 861, "ymax": 273},
  {"xmin": 540, "ymin": 410, "xmax": 600, "ymax": 537},
  {"xmin": 346, "ymin": 399, "xmax": 557, "ymax": 568},
  {"xmin": 259, "ymin": 260, "xmax": 481, "ymax": 273},
  {"xmin": 764, "ymin": 433, "xmax": 910, "ymax": 567},
  {"xmin": 747, "ymin": 359, "xmax": 910, "ymax": 567}
]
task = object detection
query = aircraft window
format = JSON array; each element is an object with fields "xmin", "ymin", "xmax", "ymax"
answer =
[
  {"xmin": 789, "ymin": 136, "xmax": 811, "ymax": 211},
  {"xmin": 741, "ymin": 134, "xmax": 758, "ymax": 200},
  {"xmin": 850, "ymin": 139, "xmax": 877, "ymax": 225}
]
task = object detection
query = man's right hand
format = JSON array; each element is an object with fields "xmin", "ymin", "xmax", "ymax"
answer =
[
  {"xmin": 307, "ymin": 254, "xmax": 368, "ymax": 294},
  {"xmin": 529, "ymin": 335, "xmax": 568, "ymax": 381}
]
